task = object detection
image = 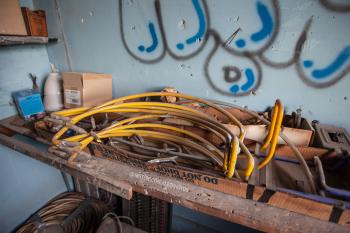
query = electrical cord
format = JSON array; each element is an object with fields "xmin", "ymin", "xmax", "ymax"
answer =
[
  {"xmin": 258, "ymin": 100, "xmax": 284, "ymax": 169},
  {"xmin": 206, "ymin": 98, "xmax": 317, "ymax": 194},
  {"xmin": 49, "ymin": 92, "xmax": 255, "ymax": 180},
  {"xmin": 314, "ymin": 156, "xmax": 350, "ymax": 199},
  {"xmin": 15, "ymin": 192, "xmax": 107, "ymax": 233},
  {"xmin": 100, "ymin": 212, "xmax": 136, "ymax": 233},
  {"xmin": 48, "ymin": 92, "xmax": 304, "ymax": 184}
]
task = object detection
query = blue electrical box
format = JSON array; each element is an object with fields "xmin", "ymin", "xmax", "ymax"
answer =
[{"xmin": 12, "ymin": 89, "xmax": 45, "ymax": 120}]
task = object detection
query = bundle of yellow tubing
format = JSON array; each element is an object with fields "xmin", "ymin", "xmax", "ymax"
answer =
[
  {"xmin": 259, "ymin": 99, "xmax": 284, "ymax": 169},
  {"xmin": 50, "ymin": 92, "xmax": 263, "ymax": 180}
]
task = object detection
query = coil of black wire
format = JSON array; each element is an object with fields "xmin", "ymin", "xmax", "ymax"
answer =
[{"xmin": 15, "ymin": 192, "xmax": 108, "ymax": 233}]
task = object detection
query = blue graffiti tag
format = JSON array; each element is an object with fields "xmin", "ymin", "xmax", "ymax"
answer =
[
  {"xmin": 251, "ymin": 1, "xmax": 274, "ymax": 42},
  {"xmin": 235, "ymin": 1, "xmax": 273, "ymax": 48},
  {"xmin": 230, "ymin": 85, "xmax": 239, "ymax": 94},
  {"xmin": 176, "ymin": 43, "xmax": 185, "ymax": 50},
  {"xmin": 176, "ymin": 0, "xmax": 206, "ymax": 50},
  {"xmin": 241, "ymin": 68, "xmax": 255, "ymax": 91},
  {"xmin": 229, "ymin": 68, "xmax": 255, "ymax": 94},
  {"xmin": 235, "ymin": 39, "xmax": 246, "ymax": 48},
  {"xmin": 303, "ymin": 46, "xmax": 350, "ymax": 79},
  {"xmin": 138, "ymin": 22, "xmax": 159, "ymax": 53},
  {"xmin": 303, "ymin": 60, "xmax": 313, "ymax": 68}
]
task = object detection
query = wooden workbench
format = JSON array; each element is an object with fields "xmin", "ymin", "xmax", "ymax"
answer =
[{"xmin": 0, "ymin": 116, "xmax": 349, "ymax": 233}]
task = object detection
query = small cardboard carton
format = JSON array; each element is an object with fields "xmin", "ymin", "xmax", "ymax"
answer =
[
  {"xmin": 63, "ymin": 72, "xmax": 112, "ymax": 108},
  {"xmin": 0, "ymin": 0, "xmax": 27, "ymax": 36}
]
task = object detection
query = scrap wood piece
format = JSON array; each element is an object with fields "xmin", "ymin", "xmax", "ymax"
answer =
[
  {"xmin": 0, "ymin": 125, "xmax": 15, "ymax": 137},
  {"xmin": 223, "ymin": 124, "xmax": 313, "ymax": 146},
  {"xmin": 1, "ymin": 116, "xmax": 32, "ymax": 136},
  {"xmin": 186, "ymin": 123, "xmax": 313, "ymax": 147},
  {"xmin": 268, "ymin": 191, "xmax": 333, "ymax": 221},
  {"xmin": 195, "ymin": 106, "xmax": 255, "ymax": 122},
  {"xmin": 247, "ymin": 144, "xmax": 334, "ymax": 161},
  {"xmin": 162, "ymin": 118, "xmax": 194, "ymax": 126},
  {"xmin": 160, "ymin": 87, "xmax": 178, "ymax": 103},
  {"xmin": 339, "ymin": 210, "xmax": 350, "ymax": 226}
]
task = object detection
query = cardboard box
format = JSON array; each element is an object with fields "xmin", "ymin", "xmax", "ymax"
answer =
[
  {"xmin": 21, "ymin": 7, "xmax": 48, "ymax": 37},
  {"xmin": 63, "ymin": 72, "xmax": 112, "ymax": 108},
  {"xmin": 0, "ymin": 0, "xmax": 27, "ymax": 36},
  {"xmin": 13, "ymin": 89, "xmax": 45, "ymax": 120}
]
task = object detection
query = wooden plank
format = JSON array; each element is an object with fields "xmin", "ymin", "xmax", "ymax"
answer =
[
  {"xmin": 0, "ymin": 35, "xmax": 57, "ymax": 46},
  {"xmin": 268, "ymin": 191, "xmax": 333, "ymax": 221},
  {"xmin": 248, "ymin": 144, "xmax": 334, "ymax": 161},
  {"xmin": 0, "ymin": 125, "xmax": 15, "ymax": 137},
  {"xmin": 91, "ymin": 142, "xmax": 349, "ymax": 224},
  {"xmin": 339, "ymin": 211, "xmax": 350, "ymax": 226},
  {"xmin": 92, "ymin": 142, "xmax": 250, "ymax": 199},
  {"xmin": 164, "ymin": 119, "xmax": 313, "ymax": 146},
  {"xmin": 0, "ymin": 116, "xmax": 32, "ymax": 135},
  {"xmin": 0, "ymin": 116, "xmax": 51, "ymax": 144},
  {"xmin": 223, "ymin": 124, "xmax": 313, "ymax": 146},
  {"xmin": 0, "ymin": 134, "xmax": 349, "ymax": 232},
  {"xmin": 198, "ymin": 106, "xmax": 254, "ymax": 122},
  {"xmin": 1, "ymin": 116, "xmax": 349, "ymax": 230}
]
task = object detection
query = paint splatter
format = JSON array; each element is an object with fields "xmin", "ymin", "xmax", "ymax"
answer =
[{"xmin": 235, "ymin": 39, "xmax": 246, "ymax": 48}]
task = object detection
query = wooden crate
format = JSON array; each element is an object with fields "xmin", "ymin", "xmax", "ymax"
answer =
[{"xmin": 21, "ymin": 7, "xmax": 48, "ymax": 37}]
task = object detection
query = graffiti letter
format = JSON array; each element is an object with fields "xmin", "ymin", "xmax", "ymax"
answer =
[{"xmin": 138, "ymin": 22, "xmax": 159, "ymax": 53}]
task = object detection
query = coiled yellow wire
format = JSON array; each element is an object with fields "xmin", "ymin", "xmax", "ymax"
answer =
[
  {"xmin": 258, "ymin": 99, "xmax": 284, "ymax": 169},
  {"xmin": 50, "ymin": 92, "xmax": 272, "ymax": 181}
]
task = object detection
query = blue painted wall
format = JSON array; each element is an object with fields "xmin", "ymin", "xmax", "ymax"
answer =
[
  {"xmin": 2, "ymin": 0, "xmax": 349, "ymax": 232},
  {"xmin": 0, "ymin": 2, "xmax": 67, "ymax": 232},
  {"xmin": 0, "ymin": 137, "xmax": 67, "ymax": 233},
  {"xmin": 0, "ymin": 45, "xmax": 50, "ymax": 119},
  {"xmin": 35, "ymin": 0, "xmax": 350, "ymax": 130}
]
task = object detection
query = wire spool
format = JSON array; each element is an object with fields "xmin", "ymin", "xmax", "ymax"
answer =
[{"xmin": 15, "ymin": 192, "xmax": 108, "ymax": 233}]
